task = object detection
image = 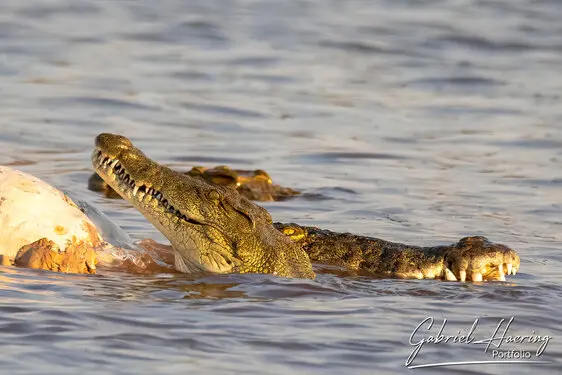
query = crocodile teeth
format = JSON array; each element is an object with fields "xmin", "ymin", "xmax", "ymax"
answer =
[
  {"xmin": 506, "ymin": 263, "xmax": 513, "ymax": 275},
  {"xmin": 459, "ymin": 270, "xmax": 467, "ymax": 282},
  {"xmin": 497, "ymin": 264, "xmax": 506, "ymax": 281},
  {"xmin": 137, "ymin": 191, "xmax": 145, "ymax": 202},
  {"xmin": 156, "ymin": 193, "xmax": 162, "ymax": 201},
  {"xmin": 444, "ymin": 268, "xmax": 457, "ymax": 281},
  {"xmin": 472, "ymin": 272, "xmax": 483, "ymax": 282},
  {"xmin": 110, "ymin": 160, "xmax": 119, "ymax": 168},
  {"xmin": 86, "ymin": 258, "xmax": 96, "ymax": 271},
  {"xmin": 132, "ymin": 186, "xmax": 139, "ymax": 196}
]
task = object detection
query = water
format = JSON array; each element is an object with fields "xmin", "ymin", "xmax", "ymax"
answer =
[{"xmin": 0, "ymin": 0, "xmax": 561, "ymax": 373}]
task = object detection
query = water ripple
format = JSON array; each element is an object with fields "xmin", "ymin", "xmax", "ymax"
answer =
[{"xmin": 0, "ymin": 0, "xmax": 561, "ymax": 374}]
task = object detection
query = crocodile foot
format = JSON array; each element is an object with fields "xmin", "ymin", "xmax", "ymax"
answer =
[{"xmin": 442, "ymin": 236, "xmax": 520, "ymax": 282}]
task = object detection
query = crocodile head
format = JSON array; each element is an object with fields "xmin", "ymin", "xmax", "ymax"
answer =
[{"xmin": 92, "ymin": 133, "xmax": 314, "ymax": 279}]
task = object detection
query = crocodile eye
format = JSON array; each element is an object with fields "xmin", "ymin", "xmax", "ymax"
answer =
[
  {"xmin": 208, "ymin": 190, "xmax": 221, "ymax": 201},
  {"xmin": 283, "ymin": 228, "xmax": 295, "ymax": 236}
]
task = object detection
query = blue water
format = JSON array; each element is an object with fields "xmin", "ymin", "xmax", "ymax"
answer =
[{"xmin": 0, "ymin": 0, "xmax": 561, "ymax": 374}]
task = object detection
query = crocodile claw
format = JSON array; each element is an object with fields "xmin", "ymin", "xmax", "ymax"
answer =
[{"xmin": 443, "ymin": 236, "xmax": 520, "ymax": 282}]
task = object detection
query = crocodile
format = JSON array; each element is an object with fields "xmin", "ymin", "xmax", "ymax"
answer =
[
  {"xmin": 92, "ymin": 133, "xmax": 520, "ymax": 282},
  {"xmin": 88, "ymin": 165, "xmax": 299, "ymax": 201}
]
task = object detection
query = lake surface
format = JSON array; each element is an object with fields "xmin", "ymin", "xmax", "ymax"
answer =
[{"xmin": 0, "ymin": 0, "xmax": 561, "ymax": 374}]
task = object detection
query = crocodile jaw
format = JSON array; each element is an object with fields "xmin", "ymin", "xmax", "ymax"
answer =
[
  {"xmin": 91, "ymin": 148, "xmax": 237, "ymax": 275},
  {"xmin": 91, "ymin": 133, "xmax": 315, "ymax": 279}
]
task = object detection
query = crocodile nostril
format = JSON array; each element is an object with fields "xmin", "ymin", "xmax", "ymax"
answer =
[{"xmin": 95, "ymin": 133, "xmax": 133, "ymax": 149}]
